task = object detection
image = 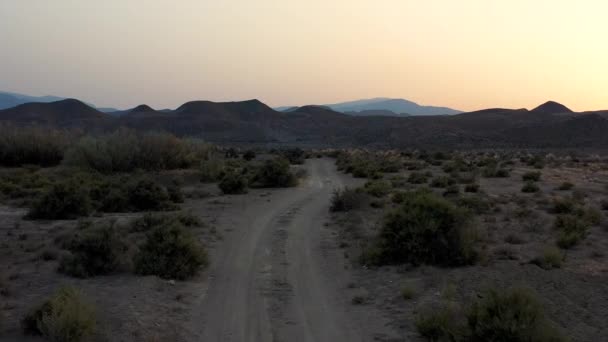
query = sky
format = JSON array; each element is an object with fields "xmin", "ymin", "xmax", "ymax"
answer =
[{"xmin": 1, "ymin": 0, "xmax": 607, "ymax": 111}]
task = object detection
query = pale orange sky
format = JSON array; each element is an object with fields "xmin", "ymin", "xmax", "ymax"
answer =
[{"xmin": 1, "ymin": 0, "xmax": 606, "ymax": 111}]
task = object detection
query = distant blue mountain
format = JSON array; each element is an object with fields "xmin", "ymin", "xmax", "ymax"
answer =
[
  {"xmin": 325, "ymin": 98, "xmax": 461, "ymax": 116},
  {"xmin": 0, "ymin": 91, "xmax": 118, "ymax": 112}
]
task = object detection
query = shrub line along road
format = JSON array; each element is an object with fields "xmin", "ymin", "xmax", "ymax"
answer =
[{"xmin": 196, "ymin": 159, "xmax": 389, "ymax": 342}]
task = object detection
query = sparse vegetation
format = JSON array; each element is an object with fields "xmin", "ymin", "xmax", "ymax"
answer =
[
  {"xmin": 252, "ymin": 157, "xmax": 296, "ymax": 188},
  {"xmin": 134, "ymin": 222, "xmax": 208, "ymax": 280},
  {"xmin": 521, "ymin": 182, "xmax": 540, "ymax": 193},
  {"xmin": 0, "ymin": 124, "xmax": 70, "ymax": 167},
  {"xmin": 415, "ymin": 287, "xmax": 566, "ymax": 342},
  {"xmin": 22, "ymin": 287, "xmax": 96, "ymax": 342},
  {"xmin": 27, "ymin": 180, "xmax": 92, "ymax": 220},
  {"xmin": 522, "ymin": 171, "xmax": 542, "ymax": 182},
  {"xmin": 330, "ymin": 187, "xmax": 365, "ymax": 212},
  {"xmin": 58, "ymin": 223, "xmax": 127, "ymax": 278},
  {"xmin": 372, "ymin": 191, "xmax": 478, "ymax": 266},
  {"xmin": 218, "ymin": 171, "xmax": 248, "ymax": 194}
]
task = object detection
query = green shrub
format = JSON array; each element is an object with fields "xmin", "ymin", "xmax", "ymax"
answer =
[
  {"xmin": 455, "ymin": 196, "xmax": 492, "ymax": 214},
  {"xmin": 521, "ymin": 182, "xmax": 540, "ymax": 193},
  {"xmin": 131, "ymin": 212, "xmax": 202, "ymax": 232},
  {"xmin": 431, "ymin": 176, "xmax": 454, "ymax": 188},
  {"xmin": 443, "ymin": 184, "xmax": 460, "ymax": 197},
  {"xmin": 65, "ymin": 129, "xmax": 210, "ymax": 173},
  {"xmin": 58, "ymin": 224, "xmax": 127, "ymax": 278},
  {"xmin": 27, "ymin": 180, "xmax": 92, "ymax": 220},
  {"xmin": 532, "ymin": 246, "xmax": 564, "ymax": 270},
  {"xmin": 253, "ymin": 157, "xmax": 296, "ymax": 188},
  {"xmin": 415, "ymin": 304, "xmax": 463, "ymax": 341},
  {"xmin": 218, "ymin": 171, "xmax": 248, "ymax": 194},
  {"xmin": 557, "ymin": 182, "xmax": 574, "ymax": 191},
  {"xmin": 22, "ymin": 287, "xmax": 95, "ymax": 342},
  {"xmin": 464, "ymin": 183, "xmax": 480, "ymax": 193},
  {"xmin": 128, "ymin": 178, "xmax": 174, "ymax": 211},
  {"xmin": 330, "ymin": 187, "xmax": 365, "ymax": 212},
  {"xmin": 522, "ymin": 171, "xmax": 542, "ymax": 182},
  {"xmin": 375, "ymin": 191, "xmax": 478, "ymax": 266},
  {"xmin": 483, "ymin": 166, "xmax": 510, "ymax": 178},
  {"xmin": 401, "ymin": 285, "xmax": 416, "ymax": 300},
  {"xmin": 555, "ymin": 214, "xmax": 589, "ymax": 249},
  {"xmin": 134, "ymin": 222, "xmax": 208, "ymax": 280},
  {"xmin": 467, "ymin": 287, "xmax": 566, "ymax": 342},
  {"xmin": 363, "ymin": 180, "xmax": 392, "ymax": 197},
  {"xmin": 415, "ymin": 288, "xmax": 566, "ymax": 342},
  {"xmin": 200, "ymin": 156, "xmax": 225, "ymax": 182},
  {"xmin": 408, "ymin": 172, "xmax": 429, "ymax": 184},
  {"xmin": 243, "ymin": 150, "xmax": 256, "ymax": 161},
  {"xmin": 0, "ymin": 124, "xmax": 70, "ymax": 167}
]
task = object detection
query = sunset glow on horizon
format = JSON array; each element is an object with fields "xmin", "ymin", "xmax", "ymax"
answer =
[{"xmin": 1, "ymin": 0, "xmax": 607, "ymax": 112}]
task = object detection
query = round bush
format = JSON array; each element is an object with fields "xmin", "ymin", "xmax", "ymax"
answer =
[
  {"xmin": 218, "ymin": 171, "xmax": 248, "ymax": 194},
  {"xmin": 22, "ymin": 287, "xmax": 96, "ymax": 342},
  {"xmin": 58, "ymin": 225, "xmax": 126, "ymax": 278},
  {"xmin": 27, "ymin": 180, "xmax": 92, "ymax": 220},
  {"xmin": 134, "ymin": 222, "xmax": 208, "ymax": 280},
  {"xmin": 376, "ymin": 191, "xmax": 478, "ymax": 266},
  {"xmin": 128, "ymin": 179, "xmax": 172, "ymax": 211}
]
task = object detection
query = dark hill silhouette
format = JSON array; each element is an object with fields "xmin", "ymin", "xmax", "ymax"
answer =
[
  {"xmin": 0, "ymin": 99, "xmax": 108, "ymax": 126},
  {"xmin": 531, "ymin": 101, "xmax": 573, "ymax": 114},
  {"xmin": 0, "ymin": 98, "xmax": 607, "ymax": 148},
  {"xmin": 130, "ymin": 104, "xmax": 155, "ymax": 113}
]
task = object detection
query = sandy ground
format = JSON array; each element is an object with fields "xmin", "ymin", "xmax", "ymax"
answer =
[
  {"xmin": 0, "ymin": 159, "xmax": 398, "ymax": 342},
  {"xmin": 190, "ymin": 158, "xmax": 396, "ymax": 341}
]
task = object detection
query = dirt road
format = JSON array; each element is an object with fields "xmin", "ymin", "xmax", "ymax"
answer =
[{"xmin": 194, "ymin": 158, "xmax": 393, "ymax": 342}]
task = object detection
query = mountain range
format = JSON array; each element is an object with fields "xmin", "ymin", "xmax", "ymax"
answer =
[
  {"xmin": 1, "ymin": 97, "xmax": 607, "ymax": 149},
  {"xmin": 277, "ymin": 98, "xmax": 462, "ymax": 116},
  {"xmin": 0, "ymin": 91, "xmax": 118, "ymax": 112}
]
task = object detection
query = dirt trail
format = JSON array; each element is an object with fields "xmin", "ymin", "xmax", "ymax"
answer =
[{"xmin": 194, "ymin": 158, "xmax": 393, "ymax": 342}]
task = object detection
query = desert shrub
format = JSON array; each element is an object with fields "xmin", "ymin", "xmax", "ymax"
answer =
[
  {"xmin": 131, "ymin": 212, "xmax": 202, "ymax": 232},
  {"xmin": 532, "ymin": 246, "xmax": 564, "ymax": 270},
  {"xmin": 243, "ymin": 150, "xmax": 256, "ymax": 161},
  {"xmin": 455, "ymin": 196, "xmax": 492, "ymax": 214},
  {"xmin": 200, "ymin": 156, "xmax": 225, "ymax": 182},
  {"xmin": 401, "ymin": 285, "xmax": 416, "ymax": 300},
  {"xmin": 522, "ymin": 171, "xmax": 542, "ymax": 182},
  {"xmin": 415, "ymin": 304, "xmax": 463, "ymax": 341},
  {"xmin": 482, "ymin": 165, "xmax": 510, "ymax": 178},
  {"xmin": 363, "ymin": 180, "xmax": 392, "ymax": 197},
  {"xmin": 218, "ymin": 171, "xmax": 248, "ymax": 194},
  {"xmin": 431, "ymin": 176, "xmax": 454, "ymax": 188},
  {"xmin": 443, "ymin": 184, "xmax": 460, "ymax": 197},
  {"xmin": 128, "ymin": 178, "xmax": 174, "ymax": 211},
  {"xmin": 22, "ymin": 287, "xmax": 95, "ymax": 342},
  {"xmin": 555, "ymin": 214, "xmax": 589, "ymax": 249},
  {"xmin": 281, "ymin": 148, "xmax": 305, "ymax": 165},
  {"xmin": 58, "ymin": 224, "xmax": 126, "ymax": 278},
  {"xmin": 134, "ymin": 222, "xmax": 208, "ymax": 280},
  {"xmin": 224, "ymin": 147, "xmax": 238, "ymax": 159},
  {"xmin": 408, "ymin": 172, "xmax": 429, "ymax": 184},
  {"xmin": 557, "ymin": 182, "xmax": 574, "ymax": 191},
  {"xmin": 0, "ymin": 124, "xmax": 70, "ymax": 167},
  {"xmin": 521, "ymin": 182, "xmax": 540, "ymax": 193},
  {"xmin": 65, "ymin": 129, "xmax": 211, "ymax": 173},
  {"xmin": 167, "ymin": 183, "xmax": 184, "ymax": 203},
  {"xmin": 27, "ymin": 180, "xmax": 92, "ymax": 220},
  {"xmin": 330, "ymin": 187, "xmax": 365, "ymax": 212},
  {"xmin": 253, "ymin": 157, "xmax": 296, "ymax": 188},
  {"xmin": 374, "ymin": 191, "xmax": 478, "ymax": 266},
  {"xmin": 464, "ymin": 183, "xmax": 480, "ymax": 193},
  {"xmin": 552, "ymin": 197, "xmax": 577, "ymax": 214},
  {"xmin": 467, "ymin": 287, "xmax": 566, "ymax": 342}
]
